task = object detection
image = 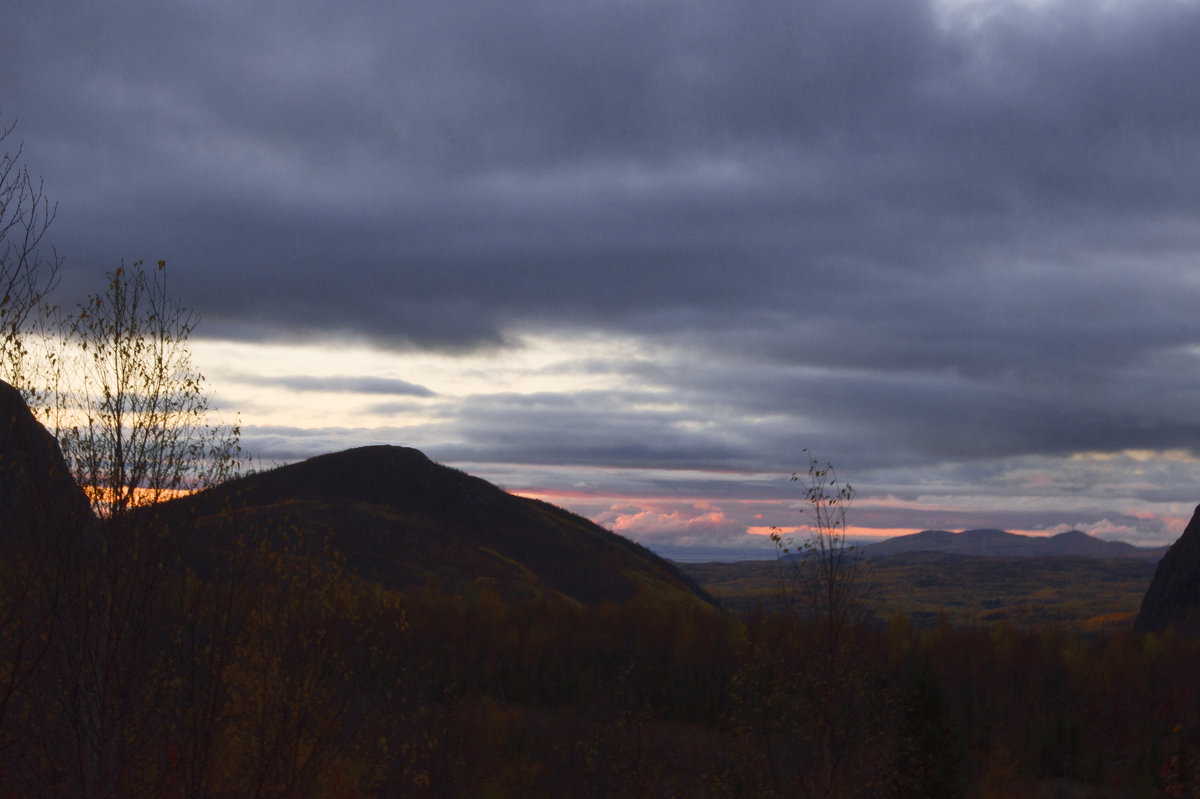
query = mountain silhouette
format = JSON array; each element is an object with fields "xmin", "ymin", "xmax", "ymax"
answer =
[{"xmin": 151, "ymin": 445, "xmax": 715, "ymax": 606}]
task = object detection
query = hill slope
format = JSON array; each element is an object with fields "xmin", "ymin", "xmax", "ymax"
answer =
[{"xmin": 155, "ymin": 445, "xmax": 714, "ymax": 607}]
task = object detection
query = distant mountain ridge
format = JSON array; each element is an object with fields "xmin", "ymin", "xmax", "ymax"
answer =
[{"xmin": 866, "ymin": 528, "xmax": 1168, "ymax": 560}]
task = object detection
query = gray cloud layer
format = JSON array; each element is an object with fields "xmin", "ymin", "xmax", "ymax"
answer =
[
  {"xmin": 232, "ymin": 373, "xmax": 435, "ymax": 397},
  {"xmin": 7, "ymin": 0, "xmax": 1200, "ymax": 542}
]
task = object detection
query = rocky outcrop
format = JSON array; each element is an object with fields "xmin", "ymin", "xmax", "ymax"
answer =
[
  {"xmin": 0, "ymin": 379, "xmax": 93, "ymax": 542},
  {"xmin": 1135, "ymin": 505, "xmax": 1200, "ymax": 634}
]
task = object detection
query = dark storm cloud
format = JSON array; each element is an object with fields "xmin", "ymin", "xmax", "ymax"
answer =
[
  {"xmin": 8, "ymin": 0, "xmax": 1200, "ymax": 485},
  {"xmin": 427, "ymin": 389, "xmax": 758, "ymax": 468}
]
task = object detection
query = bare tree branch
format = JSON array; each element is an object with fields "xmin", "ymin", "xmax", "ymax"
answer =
[{"xmin": 0, "ymin": 115, "xmax": 61, "ymax": 389}]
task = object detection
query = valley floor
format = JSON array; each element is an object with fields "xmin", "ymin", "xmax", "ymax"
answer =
[{"xmin": 678, "ymin": 553, "xmax": 1157, "ymax": 632}]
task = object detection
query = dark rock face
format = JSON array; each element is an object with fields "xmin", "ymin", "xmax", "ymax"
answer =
[
  {"xmin": 1135, "ymin": 505, "xmax": 1200, "ymax": 634},
  {"xmin": 0, "ymin": 380, "xmax": 93, "ymax": 541}
]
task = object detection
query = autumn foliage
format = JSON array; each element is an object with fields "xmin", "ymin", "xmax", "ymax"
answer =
[{"xmin": 4, "ymin": 496, "xmax": 1200, "ymax": 799}]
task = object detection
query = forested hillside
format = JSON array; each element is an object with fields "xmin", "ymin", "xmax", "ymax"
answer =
[{"xmin": 146, "ymin": 444, "xmax": 713, "ymax": 607}]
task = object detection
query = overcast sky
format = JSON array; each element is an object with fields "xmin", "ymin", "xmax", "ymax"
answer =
[{"xmin": 7, "ymin": 0, "xmax": 1200, "ymax": 550}]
